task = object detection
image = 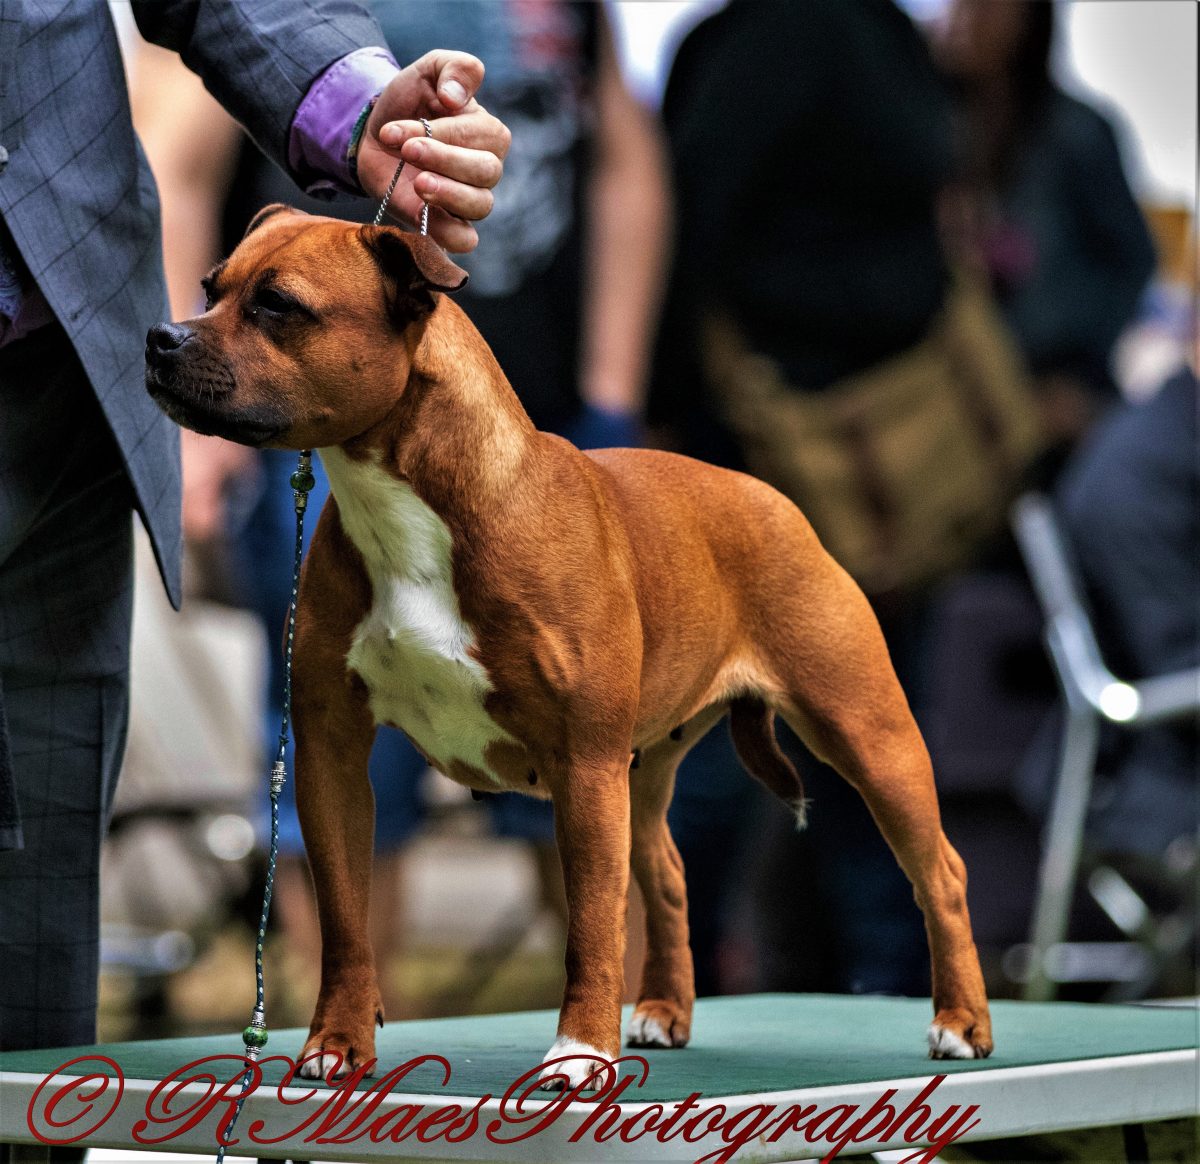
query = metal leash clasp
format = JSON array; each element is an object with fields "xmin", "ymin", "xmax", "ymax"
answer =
[{"xmin": 373, "ymin": 117, "xmax": 434, "ymax": 236}]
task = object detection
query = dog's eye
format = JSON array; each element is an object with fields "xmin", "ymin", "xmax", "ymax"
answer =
[{"xmin": 252, "ymin": 288, "xmax": 299, "ymax": 316}]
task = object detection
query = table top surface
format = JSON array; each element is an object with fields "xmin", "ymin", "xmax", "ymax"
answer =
[{"xmin": 2, "ymin": 993, "xmax": 1196, "ymax": 1099}]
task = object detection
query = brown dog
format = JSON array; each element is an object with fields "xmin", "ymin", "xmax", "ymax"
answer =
[{"xmin": 146, "ymin": 205, "xmax": 993, "ymax": 1087}]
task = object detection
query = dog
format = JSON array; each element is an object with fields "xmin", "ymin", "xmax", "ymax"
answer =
[{"xmin": 146, "ymin": 205, "xmax": 993, "ymax": 1088}]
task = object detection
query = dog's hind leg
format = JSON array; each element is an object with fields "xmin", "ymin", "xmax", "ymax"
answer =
[
  {"xmin": 765, "ymin": 554, "xmax": 993, "ymax": 1060},
  {"xmin": 624, "ymin": 709, "xmax": 724, "ymax": 1050}
]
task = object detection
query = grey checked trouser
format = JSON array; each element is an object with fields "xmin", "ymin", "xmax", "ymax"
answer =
[{"xmin": 0, "ymin": 324, "xmax": 134, "ymax": 1052}]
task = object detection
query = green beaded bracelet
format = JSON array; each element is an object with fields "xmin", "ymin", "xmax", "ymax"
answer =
[{"xmin": 346, "ymin": 94, "xmax": 381, "ymax": 193}]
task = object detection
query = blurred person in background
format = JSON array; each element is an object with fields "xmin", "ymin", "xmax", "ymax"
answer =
[
  {"xmin": 1008, "ymin": 351, "xmax": 1198, "ymax": 998},
  {"xmin": 934, "ymin": 0, "xmax": 1157, "ymax": 472},
  {"xmin": 0, "ymin": 0, "xmax": 509, "ymax": 1072},
  {"xmin": 649, "ymin": 0, "xmax": 979, "ymax": 998},
  {"xmin": 920, "ymin": 0, "xmax": 1162, "ymax": 984},
  {"xmin": 148, "ymin": 1, "xmax": 669, "ymax": 1018},
  {"xmin": 1049, "ymin": 361, "xmax": 1198, "ymax": 861}
]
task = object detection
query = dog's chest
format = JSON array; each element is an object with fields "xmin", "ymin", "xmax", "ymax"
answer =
[{"xmin": 320, "ymin": 450, "xmax": 512, "ymax": 782}]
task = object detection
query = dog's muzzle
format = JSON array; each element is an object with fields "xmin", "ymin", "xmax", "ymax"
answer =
[
  {"xmin": 145, "ymin": 322, "xmax": 216, "ymax": 394},
  {"xmin": 144, "ymin": 323, "xmax": 283, "ymax": 445},
  {"xmin": 146, "ymin": 321, "xmax": 195, "ymax": 359}
]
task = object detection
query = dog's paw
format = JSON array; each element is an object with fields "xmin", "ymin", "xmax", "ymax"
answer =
[
  {"xmin": 928, "ymin": 1008, "xmax": 993, "ymax": 1060},
  {"xmin": 297, "ymin": 1045, "xmax": 349, "ymax": 1082},
  {"xmin": 298, "ymin": 977, "xmax": 384, "ymax": 1082},
  {"xmin": 537, "ymin": 1037, "xmax": 615, "ymax": 1092},
  {"xmin": 298, "ymin": 1031, "xmax": 378, "ymax": 1081},
  {"xmin": 298, "ymin": 1014, "xmax": 381, "ymax": 1082},
  {"xmin": 626, "ymin": 1000, "xmax": 691, "ymax": 1049}
]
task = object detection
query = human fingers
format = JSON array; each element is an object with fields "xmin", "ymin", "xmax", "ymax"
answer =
[
  {"xmin": 406, "ymin": 48, "xmax": 486, "ymax": 111},
  {"xmin": 408, "ymin": 168, "xmax": 494, "ymax": 225},
  {"xmin": 421, "ymin": 206, "xmax": 480, "ymax": 253},
  {"xmin": 358, "ymin": 143, "xmax": 481, "ymax": 249},
  {"xmin": 371, "ymin": 50, "xmax": 485, "ymax": 125},
  {"xmin": 397, "ymin": 127, "xmax": 507, "ymax": 195},
  {"xmin": 379, "ymin": 105, "xmax": 511, "ymax": 164}
]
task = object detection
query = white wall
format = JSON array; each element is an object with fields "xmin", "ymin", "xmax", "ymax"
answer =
[
  {"xmin": 607, "ymin": 0, "xmax": 727, "ymax": 109},
  {"xmin": 897, "ymin": 0, "xmax": 1197, "ymax": 208},
  {"xmin": 1059, "ymin": 1, "xmax": 1196, "ymax": 207}
]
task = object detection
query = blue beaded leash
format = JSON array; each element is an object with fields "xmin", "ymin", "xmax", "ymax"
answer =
[
  {"xmin": 212, "ymin": 137, "xmax": 428, "ymax": 1161},
  {"xmin": 215, "ymin": 451, "xmax": 314, "ymax": 1164}
]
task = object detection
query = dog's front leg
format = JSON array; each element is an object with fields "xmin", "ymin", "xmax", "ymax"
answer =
[
  {"xmin": 294, "ymin": 672, "xmax": 379, "ymax": 1080},
  {"xmin": 291, "ymin": 607, "xmax": 382, "ymax": 1081},
  {"xmin": 539, "ymin": 754, "xmax": 632, "ymax": 1090}
]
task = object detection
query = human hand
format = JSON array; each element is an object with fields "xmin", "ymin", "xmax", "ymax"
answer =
[{"xmin": 356, "ymin": 50, "xmax": 510, "ymax": 253}]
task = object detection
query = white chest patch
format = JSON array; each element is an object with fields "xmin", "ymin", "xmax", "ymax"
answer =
[{"xmin": 320, "ymin": 448, "xmax": 513, "ymax": 783}]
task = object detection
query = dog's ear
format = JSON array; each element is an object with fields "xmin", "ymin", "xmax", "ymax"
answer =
[
  {"xmin": 407, "ymin": 233, "xmax": 470, "ymax": 293},
  {"xmin": 359, "ymin": 225, "xmax": 469, "ymax": 320},
  {"xmin": 244, "ymin": 203, "xmax": 304, "ymax": 238}
]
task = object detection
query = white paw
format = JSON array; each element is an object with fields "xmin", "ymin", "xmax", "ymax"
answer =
[
  {"xmin": 625, "ymin": 1012, "xmax": 672, "ymax": 1048},
  {"xmin": 298, "ymin": 1051, "xmax": 343, "ymax": 1080},
  {"xmin": 927, "ymin": 1022, "xmax": 979, "ymax": 1060},
  {"xmin": 538, "ymin": 1037, "xmax": 613, "ymax": 1091}
]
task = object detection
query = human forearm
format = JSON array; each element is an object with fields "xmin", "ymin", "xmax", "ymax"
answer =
[
  {"xmin": 130, "ymin": 0, "xmax": 384, "ymax": 173},
  {"xmin": 132, "ymin": 0, "xmax": 507, "ymax": 253},
  {"xmin": 579, "ymin": 20, "xmax": 671, "ymax": 418},
  {"xmin": 130, "ymin": 41, "xmax": 254, "ymax": 539},
  {"xmin": 131, "ymin": 47, "xmax": 241, "ymax": 319}
]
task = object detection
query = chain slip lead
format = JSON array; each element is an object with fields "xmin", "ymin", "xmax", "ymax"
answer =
[
  {"xmin": 216, "ymin": 118, "xmax": 434, "ymax": 1162},
  {"xmin": 373, "ymin": 117, "xmax": 434, "ymax": 234}
]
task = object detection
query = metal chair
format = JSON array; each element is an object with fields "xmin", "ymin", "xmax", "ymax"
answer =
[{"xmin": 1011, "ymin": 493, "xmax": 1199, "ymax": 1000}]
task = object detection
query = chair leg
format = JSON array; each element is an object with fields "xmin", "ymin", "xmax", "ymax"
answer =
[
  {"xmin": 1023, "ymin": 708, "xmax": 1101, "ymax": 1001},
  {"xmin": 1121, "ymin": 1122, "xmax": 1150, "ymax": 1163}
]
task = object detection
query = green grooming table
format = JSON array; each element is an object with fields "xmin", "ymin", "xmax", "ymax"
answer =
[{"xmin": 1, "ymin": 994, "xmax": 1195, "ymax": 1162}]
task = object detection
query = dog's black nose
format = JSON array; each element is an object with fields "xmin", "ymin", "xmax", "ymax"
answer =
[{"xmin": 146, "ymin": 322, "xmax": 194, "ymax": 357}]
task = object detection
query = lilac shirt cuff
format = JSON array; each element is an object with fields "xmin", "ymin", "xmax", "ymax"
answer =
[{"xmin": 288, "ymin": 46, "xmax": 401, "ymax": 199}]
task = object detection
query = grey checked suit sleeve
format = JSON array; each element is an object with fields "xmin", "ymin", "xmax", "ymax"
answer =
[{"xmin": 129, "ymin": 0, "xmax": 388, "ymax": 176}]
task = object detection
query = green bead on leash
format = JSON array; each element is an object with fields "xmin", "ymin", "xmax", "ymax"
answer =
[{"xmin": 290, "ymin": 465, "xmax": 316, "ymax": 497}]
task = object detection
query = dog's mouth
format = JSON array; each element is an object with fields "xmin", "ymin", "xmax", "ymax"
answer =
[{"xmin": 146, "ymin": 363, "xmax": 287, "ymax": 447}]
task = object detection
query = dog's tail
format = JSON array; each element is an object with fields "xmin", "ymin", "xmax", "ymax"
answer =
[{"xmin": 728, "ymin": 696, "xmax": 810, "ymax": 829}]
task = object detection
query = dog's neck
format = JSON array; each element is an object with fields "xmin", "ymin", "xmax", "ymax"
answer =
[{"xmin": 339, "ymin": 296, "xmax": 539, "ymax": 509}]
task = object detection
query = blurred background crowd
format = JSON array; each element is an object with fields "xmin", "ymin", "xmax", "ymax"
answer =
[{"xmin": 98, "ymin": 0, "xmax": 1196, "ymax": 1043}]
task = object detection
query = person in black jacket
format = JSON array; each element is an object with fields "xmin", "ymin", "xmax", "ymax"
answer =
[
  {"xmin": 935, "ymin": 0, "xmax": 1156, "ymax": 454},
  {"xmin": 649, "ymin": 0, "xmax": 959, "ymax": 997}
]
